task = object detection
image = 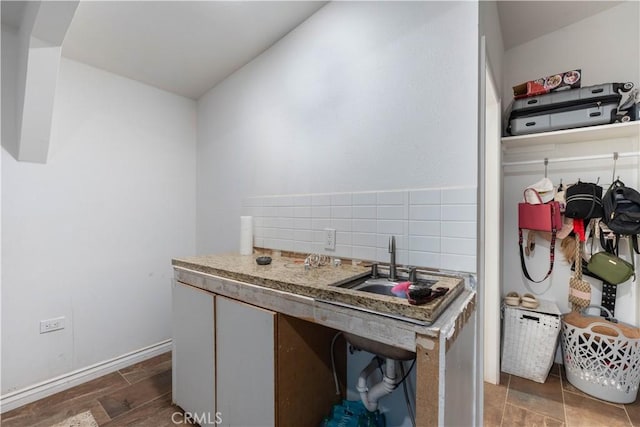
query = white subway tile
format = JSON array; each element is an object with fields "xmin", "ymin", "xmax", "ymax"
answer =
[
  {"xmin": 254, "ymin": 237, "xmax": 265, "ymax": 248},
  {"xmin": 441, "ymin": 237, "xmax": 476, "ymax": 256},
  {"xmin": 277, "ymin": 228, "xmax": 295, "ymax": 240},
  {"xmin": 377, "ymin": 220, "xmax": 405, "ymax": 235},
  {"xmin": 441, "ymin": 205, "xmax": 476, "ymax": 221},
  {"xmin": 277, "ymin": 206, "xmax": 294, "ymax": 218},
  {"xmin": 377, "ymin": 205, "xmax": 407, "ymax": 220},
  {"xmin": 377, "ymin": 190, "xmax": 408, "ymax": 205},
  {"xmin": 353, "ymin": 206, "xmax": 376, "ymax": 219},
  {"xmin": 352, "ymin": 232, "xmax": 377, "ymax": 247},
  {"xmin": 409, "ymin": 236, "xmax": 440, "ymax": 252},
  {"xmin": 262, "ymin": 197, "xmax": 278, "ymax": 207},
  {"xmin": 254, "ymin": 217, "xmax": 264, "ymax": 228},
  {"xmin": 274, "ymin": 218, "xmax": 292, "ymax": 229},
  {"xmin": 294, "ymin": 229, "xmax": 313, "ymax": 242},
  {"xmin": 312, "ymin": 219, "xmax": 332, "ymax": 231},
  {"xmin": 334, "ymin": 245, "xmax": 352, "ymax": 259},
  {"xmin": 376, "ymin": 234, "xmax": 407, "ymax": 249},
  {"xmin": 294, "ymin": 206, "xmax": 312, "ymax": 218},
  {"xmin": 264, "ymin": 238, "xmax": 277, "ymax": 249},
  {"xmin": 331, "ymin": 206, "xmax": 352, "ymax": 219},
  {"xmin": 293, "ymin": 218, "xmax": 312, "ymax": 230},
  {"xmin": 331, "ymin": 193, "xmax": 352, "ymax": 206},
  {"xmin": 352, "ymin": 219, "xmax": 377, "ymax": 233},
  {"xmin": 336, "ymin": 232, "xmax": 352, "ymax": 245},
  {"xmin": 409, "ymin": 189, "xmax": 441, "ymax": 205},
  {"xmin": 274, "ymin": 239, "xmax": 294, "ymax": 251},
  {"xmin": 331, "ymin": 218, "xmax": 352, "ymax": 232},
  {"xmin": 292, "ymin": 195, "xmax": 312, "ymax": 206},
  {"xmin": 294, "ymin": 241, "xmax": 313, "ymax": 254},
  {"xmin": 409, "ymin": 205, "xmax": 441, "ymax": 221},
  {"xmin": 441, "ymin": 187, "xmax": 476, "ymax": 205},
  {"xmin": 246, "ymin": 206, "xmax": 264, "ymax": 217},
  {"xmin": 409, "ymin": 220, "xmax": 440, "ymax": 237},
  {"xmin": 312, "ymin": 194, "xmax": 331, "ymax": 206},
  {"xmin": 376, "ymin": 248, "xmax": 408, "ymax": 264},
  {"xmin": 441, "ymin": 221, "xmax": 476, "ymax": 238},
  {"xmin": 263, "ymin": 228, "xmax": 277, "ymax": 238},
  {"xmin": 352, "ymin": 192, "xmax": 377, "ymax": 206},
  {"xmin": 273, "ymin": 196, "xmax": 293, "ymax": 207},
  {"xmin": 312, "ymin": 206, "xmax": 331, "ymax": 218},
  {"xmin": 352, "ymin": 246, "xmax": 377, "ymax": 261},
  {"xmin": 262, "ymin": 217, "xmax": 275, "ymax": 228},
  {"xmin": 254, "ymin": 227, "xmax": 264, "ymax": 238},
  {"xmin": 408, "ymin": 251, "xmax": 441, "ymax": 269},
  {"xmin": 440, "ymin": 254, "xmax": 476, "ymax": 273},
  {"xmin": 263, "ymin": 206, "xmax": 278, "ymax": 217}
]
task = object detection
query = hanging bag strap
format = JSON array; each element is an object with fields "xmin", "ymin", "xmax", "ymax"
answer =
[{"xmin": 518, "ymin": 202, "xmax": 557, "ymax": 283}]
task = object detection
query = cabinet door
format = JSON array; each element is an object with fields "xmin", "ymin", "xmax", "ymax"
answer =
[
  {"xmin": 172, "ymin": 281, "xmax": 215, "ymax": 421},
  {"xmin": 216, "ymin": 296, "xmax": 275, "ymax": 427}
]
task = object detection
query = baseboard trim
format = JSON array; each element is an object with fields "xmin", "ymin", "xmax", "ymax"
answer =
[{"xmin": 0, "ymin": 339, "xmax": 172, "ymax": 414}]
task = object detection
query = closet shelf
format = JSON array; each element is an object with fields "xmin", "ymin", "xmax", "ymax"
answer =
[{"xmin": 501, "ymin": 121, "xmax": 639, "ymax": 150}]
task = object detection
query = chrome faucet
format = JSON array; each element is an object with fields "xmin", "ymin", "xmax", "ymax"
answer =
[{"xmin": 388, "ymin": 236, "xmax": 397, "ymax": 281}]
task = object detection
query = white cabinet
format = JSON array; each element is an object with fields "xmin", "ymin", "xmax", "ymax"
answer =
[
  {"xmin": 172, "ymin": 281, "xmax": 215, "ymax": 421},
  {"xmin": 172, "ymin": 281, "xmax": 345, "ymax": 427},
  {"xmin": 215, "ymin": 296, "xmax": 275, "ymax": 427}
]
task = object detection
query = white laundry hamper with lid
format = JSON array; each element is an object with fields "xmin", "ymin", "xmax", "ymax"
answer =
[
  {"xmin": 501, "ymin": 299, "xmax": 561, "ymax": 383},
  {"xmin": 561, "ymin": 305, "xmax": 640, "ymax": 404}
]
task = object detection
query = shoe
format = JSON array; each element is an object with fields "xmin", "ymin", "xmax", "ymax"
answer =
[
  {"xmin": 504, "ymin": 292, "xmax": 520, "ymax": 306},
  {"xmin": 521, "ymin": 293, "xmax": 540, "ymax": 309}
]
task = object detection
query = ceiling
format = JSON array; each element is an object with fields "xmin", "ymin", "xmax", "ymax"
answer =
[
  {"xmin": 60, "ymin": 1, "xmax": 326, "ymax": 99},
  {"xmin": 2, "ymin": 1, "xmax": 625, "ymax": 100},
  {"xmin": 497, "ymin": 1, "xmax": 623, "ymax": 50}
]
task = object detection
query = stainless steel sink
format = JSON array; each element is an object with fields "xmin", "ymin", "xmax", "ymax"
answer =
[
  {"xmin": 338, "ymin": 276, "xmax": 437, "ymax": 299},
  {"xmin": 338, "ymin": 277, "xmax": 434, "ymax": 360}
]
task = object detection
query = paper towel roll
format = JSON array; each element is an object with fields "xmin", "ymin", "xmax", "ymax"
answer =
[{"xmin": 240, "ymin": 216, "xmax": 253, "ymax": 255}]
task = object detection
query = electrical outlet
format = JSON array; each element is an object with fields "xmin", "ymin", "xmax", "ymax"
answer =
[
  {"xmin": 324, "ymin": 228, "xmax": 336, "ymax": 250},
  {"xmin": 40, "ymin": 317, "xmax": 65, "ymax": 334}
]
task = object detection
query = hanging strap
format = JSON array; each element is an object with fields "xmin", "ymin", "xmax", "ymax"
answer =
[{"xmin": 518, "ymin": 202, "xmax": 557, "ymax": 282}]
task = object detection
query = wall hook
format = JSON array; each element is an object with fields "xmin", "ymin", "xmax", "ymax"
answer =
[{"xmin": 544, "ymin": 158, "xmax": 548, "ymax": 178}]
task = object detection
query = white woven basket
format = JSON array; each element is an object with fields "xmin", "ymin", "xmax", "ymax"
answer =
[
  {"xmin": 501, "ymin": 302, "xmax": 561, "ymax": 383},
  {"xmin": 561, "ymin": 306, "xmax": 640, "ymax": 404}
]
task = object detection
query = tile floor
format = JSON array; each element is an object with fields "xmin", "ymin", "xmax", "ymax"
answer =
[
  {"xmin": 485, "ymin": 365, "xmax": 640, "ymax": 426},
  {"xmin": 2, "ymin": 352, "xmax": 639, "ymax": 426},
  {"xmin": 0, "ymin": 352, "xmax": 194, "ymax": 427}
]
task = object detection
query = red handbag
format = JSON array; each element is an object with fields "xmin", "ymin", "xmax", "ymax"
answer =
[
  {"xmin": 518, "ymin": 189, "xmax": 562, "ymax": 231},
  {"xmin": 518, "ymin": 188, "xmax": 562, "ymax": 282}
]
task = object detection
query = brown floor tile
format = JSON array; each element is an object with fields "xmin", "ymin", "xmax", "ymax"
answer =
[
  {"xmin": 98, "ymin": 369, "xmax": 172, "ymax": 419},
  {"xmin": 1, "ymin": 373, "xmax": 128, "ymax": 427},
  {"xmin": 564, "ymin": 390, "xmax": 632, "ymax": 427},
  {"xmin": 102, "ymin": 393, "xmax": 196, "ymax": 427},
  {"xmin": 30, "ymin": 400, "xmax": 111, "ymax": 427},
  {"xmin": 484, "ymin": 377, "xmax": 509, "ymax": 427},
  {"xmin": 508, "ymin": 374, "xmax": 565, "ymax": 421},
  {"xmin": 625, "ymin": 395, "xmax": 640, "ymax": 426},
  {"xmin": 503, "ymin": 403, "xmax": 565, "ymax": 426},
  {"xmin": 119, "ymin": 351, "xmax": 172, "ymax": 385}
]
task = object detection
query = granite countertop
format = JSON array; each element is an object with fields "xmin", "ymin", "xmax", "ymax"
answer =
[{"xmin": 172, "ymin": 252, "xmax": 465, "ymax": 323}]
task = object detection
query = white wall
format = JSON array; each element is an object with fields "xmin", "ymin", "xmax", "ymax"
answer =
[
  {"xmin": 196, "ymin": 2, "xmax": 479, "ymax": 426},
  {"xmin": 197, "ymin": 1, "xmax": 479, "ymax": 255},
  {"xmin": 1, "ymin": 58, "xmax": 197, "ymax": 394},
  {"xmin": 501, "ymin": 1, "xmax": 640, "ymax": 325},
  {"xmin": 502, "ymin": 2, "xmax": 639, "ymax": 107},
  {"xmin": 479, "ymin": 1, "xmax": 504, "ymax": 96}
]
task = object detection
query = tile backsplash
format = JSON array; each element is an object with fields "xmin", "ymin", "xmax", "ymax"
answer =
[{"xmin": 242, "ymin": 187, "xmax": 477, "ymax": 273}]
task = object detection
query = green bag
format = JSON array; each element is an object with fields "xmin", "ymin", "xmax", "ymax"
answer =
[{"xmin": 587, "ymin": 251, "xmax": 635, "ymax": 285}]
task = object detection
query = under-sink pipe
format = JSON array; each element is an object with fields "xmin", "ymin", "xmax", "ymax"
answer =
[{"xmin": 356, "ymin": 356, "xmax": 400, "ymax": 412}]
